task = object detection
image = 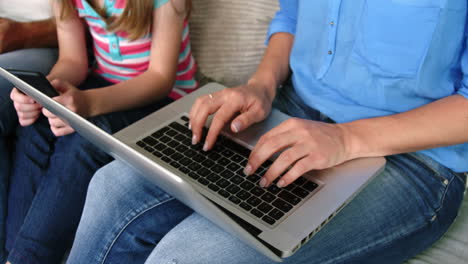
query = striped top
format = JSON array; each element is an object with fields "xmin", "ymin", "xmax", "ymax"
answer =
[{"xmin": 73, "ymin": 0, "xmax": 198, "ymax": 99}]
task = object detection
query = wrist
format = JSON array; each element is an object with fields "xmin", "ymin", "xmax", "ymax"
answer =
[
  {"xmin": 247, "ymin": 76, "xmax": 277, "ymax": 102},
  {"xmin": 336, "ymin": 122, "xmax": 370, "ymax": 161}
]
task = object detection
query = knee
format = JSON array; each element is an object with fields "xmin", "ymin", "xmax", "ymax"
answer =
[{"xmin": 86, "ymin": 161, "xmax": 139, "ymax": 207}]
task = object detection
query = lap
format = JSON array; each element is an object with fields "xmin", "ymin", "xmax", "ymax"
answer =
[{"xmin": 147, "ymin": 153, "xmax": 466, "ymax": 264}]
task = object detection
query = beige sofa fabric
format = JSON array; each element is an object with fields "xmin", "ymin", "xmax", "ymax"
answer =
[{"xmin": 189, "ymin": 0, "xmax": 278, "ymax": 87}]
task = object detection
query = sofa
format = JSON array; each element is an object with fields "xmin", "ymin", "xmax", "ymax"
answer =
[{"xmin": 188, "ymin": 0, "xmax": 468, "ymax": 263}]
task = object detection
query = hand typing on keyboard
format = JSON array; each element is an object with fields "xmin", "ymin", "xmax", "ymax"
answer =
[
  {"xmin": 189, "ymin": 82, "xmax": 274, "ymax": 151},
  {"xmin": 189, "ymin": 85, "xmax": 357, "ymax": 190}
]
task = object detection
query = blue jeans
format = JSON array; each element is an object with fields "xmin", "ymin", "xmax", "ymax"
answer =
[
  {"xmin": 67, "ymin": 84, "xmax": 467, "ymax": 264},
  {"xmin": 0, "ymin": 48, "xmax": 58, "ymax": 262},
  {"xmin": 6, "ymin": 74, "xmax": 173, "ymax": 264}
]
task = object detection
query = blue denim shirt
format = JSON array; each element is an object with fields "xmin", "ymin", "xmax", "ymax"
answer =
[{"xmin": 267, "ymin": 0, "xmax": 468, "ymax": 172}]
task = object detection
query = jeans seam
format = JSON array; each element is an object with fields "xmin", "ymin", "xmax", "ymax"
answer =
[{"xmin": 100, "ymin": 196, "xmax": 176, "ymax": 264}]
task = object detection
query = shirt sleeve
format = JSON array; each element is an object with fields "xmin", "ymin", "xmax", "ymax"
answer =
[
  {"xmin": 458, "ymin": 34, "xmax": 468, "ymax": 99},
  {"xmin": 265, "ymin": 0, "xmax": 298, "ymax": 45},
  {"xmin": 154, "ymin": 0, "xmax": 170, "ymax": 9}
]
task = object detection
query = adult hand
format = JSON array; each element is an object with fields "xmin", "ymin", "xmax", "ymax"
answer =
[
  {"xmin": 0, "ymin": 17, "xmax": 21, "ymax": 53},
  {"xmin": 245, "ymin": 118, "xmax": 353, "ymax": 188},
  {"xmin": 10, "ymin": 88, "xmax": 43, "ymax": 126},
  {"xmin": 42, "ymin": 79, "xmax": 90, "ymax": 137},
  {"xmin": 189, "ymin": 82, "xmax": 275, "ymax": 151}
]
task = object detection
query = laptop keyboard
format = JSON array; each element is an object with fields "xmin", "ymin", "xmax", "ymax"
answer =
[{"xmin": 136, "ymin": 115, "xmax": 319, "ymax": 226}]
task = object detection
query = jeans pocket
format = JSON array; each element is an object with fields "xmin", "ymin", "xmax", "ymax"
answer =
[{"xmin": 351, "ymin": 0, "xmax": 441, "ymax": 78}]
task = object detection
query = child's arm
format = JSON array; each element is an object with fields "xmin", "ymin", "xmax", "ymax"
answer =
[
  {"xmin": 84, "ymin": 0, "xmax": 189, "ymax": 117},
  {"xmin": 47, "ymin": 2, "xmax": 89, "ymax": 86}
]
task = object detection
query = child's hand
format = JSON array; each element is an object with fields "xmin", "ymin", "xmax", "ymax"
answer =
[
  {"xmin": 10, "ymin": 87, "xmax": 43, "ymax": 126},
  {"xmin": 42, "ymin": 79, "xmax": 90, "ymax": 137}
]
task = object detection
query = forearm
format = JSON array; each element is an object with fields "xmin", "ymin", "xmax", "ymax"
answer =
[
  {"xmin": 8, "ymin": 19, "xmax": 57, "ymax": 51},
  {"xmin": 85, "ymin": 71, "xmax": 173, "ymax": 117},
  {"xmin": 248, "ymin": 32, "xmax": 294, "ymax": 100},
  {"xmin": 47, "ymin": 58, "xmax": 88, "ymax": 86},
  {"xmin": 340, "ymin": 94, "xmax": 468, "ymax": 159}
]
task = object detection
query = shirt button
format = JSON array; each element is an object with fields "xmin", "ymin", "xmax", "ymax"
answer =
[
  {"xmin": 328, "ymin": 50, "xmax": 333, "ymax": 55},
  {"xmin": 330, "ymin": 21, "xmax": 335, "ymax": 26}
]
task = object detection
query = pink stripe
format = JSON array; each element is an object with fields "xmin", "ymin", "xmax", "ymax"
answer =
[
  {"xmin": 176, "ymin": 66, "xmax": 197, "ymax": 81},
  {"xmin": 73, "ymin": 0, "xmax": 84, "ymax": 9},
  {"xmin": 119, "ymin": 42, "xmax": 152, "ymax": 54},
  {"xmin": 177, "ymin": 54, "xmax": 193, "ymax": 72},
  {"xmin": 93, "ymin": 39, "xmax": 110, "ymax": 53},
  {"xmin": 89, "ymin": 25, "xmax": 108, "ymax": 35},
  {"xmin": 114, "ymin": 0, "xmax": 126, "ymax": 9}
]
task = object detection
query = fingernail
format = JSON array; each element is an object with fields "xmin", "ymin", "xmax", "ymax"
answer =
[
  {"xmin": 192, "ymin": 135, "xmax": 197, "ymax": 145},
  {"xmin": 203, "ymin": 142, "xmax": 208, "ymax": 151},
  {"xmin": 232, "ymin": 121, "xmax": 241, "ymax": 133},
  {"xmin": 259, "ymin": 178, "xmax": 267, "ymax": 188},
  {"xmin": 244, "ymin": 164, "xmax": 252, "ymax": 175},
  {"xmin": 277, "ymin": 180, "xmax": 285, "ymax": 188},
  {"xmin": 188, "ymin": 122, "xmax": 191, "ymax": 130}
]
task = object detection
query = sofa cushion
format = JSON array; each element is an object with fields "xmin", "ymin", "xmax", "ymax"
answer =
[{"xmin": 189, "ymin": 0, "xmax": 279, "ymax": 87}]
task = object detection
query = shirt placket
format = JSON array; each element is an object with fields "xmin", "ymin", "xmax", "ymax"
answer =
[
  {"xmin": 317, "ymin": 0, "xmax": 343, "ymax": 79},
  {"xmin": 108, "ymin": 34, "xmax": 123, "ymax": 61}
]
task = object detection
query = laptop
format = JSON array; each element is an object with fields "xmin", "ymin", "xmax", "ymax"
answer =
[{"xmin": 0, "ymin": 67, "xmax": 385, "ymax": 262}]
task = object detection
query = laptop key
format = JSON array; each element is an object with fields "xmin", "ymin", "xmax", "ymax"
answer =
[
  {"xmin": 198, "ymin": 178, "xmax": 209, "ymax": 186},
  {"xmin": 251, "ymin": 209, "xmax": 264, "ymax": 218},
  {"xmin": 162, "ymin": 148, "xmax": 175, "ymax": 156},
  {"xmin": 165, "ymin": 129, "xmax": 177, "ymax": 137},
  {"xmin": 136, "ymin": 141, "xmax": 146, "ymax": 147},
  {"xmin": 302, "ymin": 181, "xmax": 319, "ymax": 192},
  {"xmin": 231, "ymin": 154, "xmax": 244, "ymax": 163},
  {"xmin": 258, "ymin": 202, "xmax": 273, "ymax": 214},
  {"xmin": 211, "ymin": 165, "xmax": 224, "ymax": 174},
  {"xmin": 292, "ymin": 187, "xmax": 310, "ymax": 198},
  {"xmin": 272, "ymin": 198, "xmax": 293, "ymax": 213},
  {"xmin": 226, "ymin": 185, "xmax": 241, "ymax": 194},
  {"xmin": 179, "ymin": 157, "xmax": 192, "ymax": 166},
  {"xmin": 175, "ymin": 145, "xmax": 188, "ymax": 153},
  {"xmin": 240, "ymin": 181, "xmax": 255, "ymax": 191},
  {"xmin": 229, "ymin": 196, "xmax": 241, "ymax": 204},
  {"xmin": 152, "ymin": 151, "xmax": 163, "ymax": 158},
  {"xmin": 197, "ymin": 168, "xmax": 211, "ymax": 178},
  {"xmin": 268, "ymin": 208, "xmax": 285, "ymax": 220},
  {"xmin": 208, "ymin": 184, "xmax": 220, "ymax": 192},
  {"xmin": 170, "ymin": 161, "xmax": 181, "ymax": 169},
  {"xmin": 143, "ymin": 137, "xmax": 157, "ymax": 146},
  {"xmin": 267, "ymin": 185, "xmax": 281, "ymax": 195},
  {"xmin": 251, "ymin": 187, "xmax": 266, "ymax": 197},
  {"xmin": 230, "ymin": 175, "xmax": 243, "ymax": 185},
  {"xmin": 246, "ymin": 196, "xmax": 262, "ymax": 207},
  {"xmin": 218, "ymin": 189, "xmax": 230, "ymax": 198},
  {"xmin": 278, "ymin": 190, "xmax": 302, "ymax": 205},
  {"xmin": 161, "ymin": 156, "xmax": 171, "ymax": 163},
  {"xmin": 260, "ymin": 193, "xmax": 275, "ymax": 203},
  {"xmin": 207, "ymin": 173, "xmax": 220, "ymax": 182},
  {"xmin": 178, "ymin": 167, "xmax": 190, "ymax": 174},
  {"xmin": 262, "ymin": 215, "xmax": 276, "ymax": 225},
  {"xmin": 217, "ymin": 157, "xmax": 230, "ymax": 166},
  {"xmin": 169, "ymin": 122, "xmax": 190, "ymax": 135},
  {"xmin": 188, "ymin": 172, "xmax": 199, "ymax": 180},
  {"xmin": 201, "ymin": 159, "xmax": 215, "ymax": 168},
  {"xmin": 216, "ymin": 179, "xmax": 230, "ymax": 188},
  {"xmin": 239, "ymin": 202, "xmax": 252, "ymax": 211},
  {"xmin": 236, "ymin": 190, "xmax": 251, "ymax": 200},
  {"xmin": 227, "ymin": 163, "xmax": 240, "ymax": 172},
  {"xmin": 181, "ymin": 115, "xmax": 190, "ymax": 122},
  {"xmin": 220, "ymin": 170, "xmax": 234, "ymax": 179}
]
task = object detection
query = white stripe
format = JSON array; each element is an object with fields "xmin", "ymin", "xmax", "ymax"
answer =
[
  {"xmin": 96, "ymin": 57, "xmax": 138, "ymax": 75},
  {"xmin": 176, "ymin": 58, "xmax": 195, "ymax": 76},
  {"xmin": 95, "ymin": 48, "xmax": 150, "ymax": 65},
  {"xmin": 172, "ymin": 87, "xmax": 188, "ymax": 97}
]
